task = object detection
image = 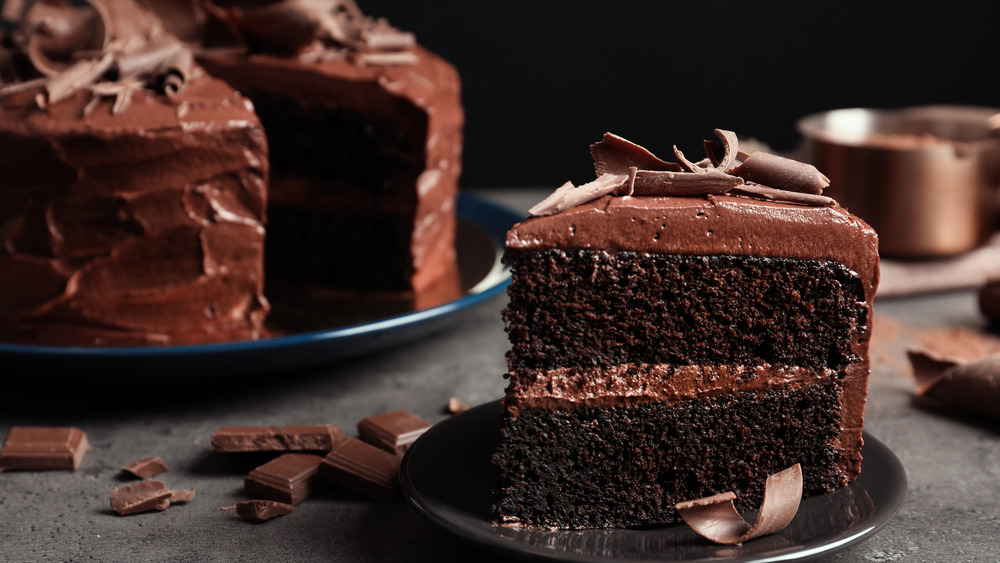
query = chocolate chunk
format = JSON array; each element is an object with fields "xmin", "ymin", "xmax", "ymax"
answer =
[
  {"xmin": 0, "ymin": 427, "xmax": 90, "ymax": 470},
  {"xmin": 121, "ymin": 456, "xmax": 170, "ymax": 479},
  {"xmin": 110, "ymin": 481, "xmax": 174, "ymax": 516},
  {"xmin": 211, "ymin": 425, "xmax": 345, "ymax": 452},
  {"xmin": 447, "ymin": 397, "xmax": 469, "ymax": 414},
  {"xmin": 908, "ymin": 348, "xmax": 1000, "ymax": 420},
  {"xmin": 357, "ymin": 410, "xmax": 431, "ymax": 454},
  {"xmin": 319, "ymin": 437, "xmax": 400, "ymax": 501},
  {"xmin": 675, "ymin": 464, "xmax": 803, "ymax": 545},
  {"xmin": 169, "ymin": 489, "xmax": 196, "ymax": 503},
  {"xmin": 224, "ymin": 500, "xmax": 295, "ymax": 522},
  {"xmin": 244, "ymin": 453, "xmax": 324, "ymax": 505}
]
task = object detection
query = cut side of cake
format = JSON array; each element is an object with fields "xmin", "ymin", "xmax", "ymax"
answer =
[
  {"xmin": 187, "ymin": 0, "xmax": 464, "ymax": 295},
  {"xmin": 492, "ymin": 131, "xmax": 879, "ymax": 529}
]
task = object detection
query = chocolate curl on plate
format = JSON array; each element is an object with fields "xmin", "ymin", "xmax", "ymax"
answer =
[
  {"xmin": 591, "ymin": 132, "xmax": 680, "ymax": 176},
  {"xmin": 731, "ymin": 184, "xmax": 836, "ymax": 207},
  {"xmin": 675, "ymin": 464, "xmax": 803, "ymax": 545},
  {"xmin": 729, "ymin": 152, "xmax": 830, "ymax": 195},
  {"xmin": 528, "ymin": 173, "xmax": 629, "ymax": 217},
  {"xmin": 907, "ymin": 348, "xmax": 1000, "ymax": 420}
]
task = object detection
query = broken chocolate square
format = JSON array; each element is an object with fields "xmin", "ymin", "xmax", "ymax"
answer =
[
  {"xmin": 0, "ymin": 427, "xmax": 90, "ymax": 471},
  {"xmin": 121, "ymin": 456, "xmax": 170, "ymax": 479},
  {"xmin": 319, "ymin": 437, "xmax": 399, "ymax": 501},
  {"xmin": 110, "ymin": 481, "xmax": 174, "ymax": 515},
  {"xmin": 243, "ymin": 453, "xmax": 324, "ymax": 505},
  {"xmin": 223, "ymin": 500, "xmax": 295, "ymax": 522},
  {"xmin": 211, "ymin": 425, "xmax": 345, "ymax": 452},
  {"xmin": 356, "ymin": 410, "xmax": 430, "ymax": 454}
]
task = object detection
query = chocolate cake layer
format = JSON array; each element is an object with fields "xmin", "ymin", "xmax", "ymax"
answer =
[
  {"xmin": 494, "ymin": 384, "xmax": 844, "ymax": 529},
  {"xmin": 504, "ymin": 250, "xmax": 868, "ymax": 371}
]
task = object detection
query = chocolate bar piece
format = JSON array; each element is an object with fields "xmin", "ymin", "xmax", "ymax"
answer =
[
  {"xmin": 110, "ymin": 481, "xmax": 173, "ymax": 516},
  {"xmin": 0, "ymin": 427, "xmax": 90, "ymax": 470},
  {"xmin": 319, "ymin": 437, "xmax": 400, "ymax": 501},
  {"xmin": 244, "ymin": 453, "xmax": 324, "ymax": 505},
  {"xmin": 909, "ymin": 347, "xmax": 1000, "ymax": 420},
  {"xmin": 122, "ymin": 456, "xmax": 170, "ymax": 479},
  {"xmin": 211, "ymin": 425, "xmax": 345, "ymax": 452},
  {"xmin": 225, "ymin": 500, "xmax": 295, "ymax": 522},
  {"xmin": 356, "ymin": 410, "xmax": 430, "ymax": 454}
]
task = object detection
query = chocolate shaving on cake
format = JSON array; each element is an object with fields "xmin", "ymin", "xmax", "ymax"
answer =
[
  {"xmin": 529, "ymin": 130, "xmax": 836, "ymax": 217},
  {"xmin": 204, "ymin": 0, "xmax": 416, "ymax": 65},
  {"xmin": 0, "ymin": 0, "xmax": 197, "ymax": 114},
  {"xmin": 907, "ymin": 348, "xmax": 1000, "ymax": 420},
  {"xmin": 675, "ymin": 464, "xmax": 803, "ymax": 545}
]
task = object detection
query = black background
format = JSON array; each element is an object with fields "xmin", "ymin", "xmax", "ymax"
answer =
[
  {"xmin": 362, "ymin": 0, "xmax": 999, "ymax": 188},
  {"xmin": 4, "ymin": 1, "xmax": 998, "ymax": 188}
]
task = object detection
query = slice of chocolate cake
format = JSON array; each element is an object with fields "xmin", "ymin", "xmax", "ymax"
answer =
[
  {"xmin": 0, "ymin": 0, "xmax": 269, "ymax": 346},
  {"xmin": 176, "ymin": 0, "xmax": 464, "ymax": 295},
  {"xmin": 492, "ymin": 131, "xmax": 879, "ymax": 529}
]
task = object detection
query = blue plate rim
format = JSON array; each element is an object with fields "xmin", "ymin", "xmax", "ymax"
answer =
[{"xmin": 0, "ymin": 192, "xmax": 522, "ymax": 362}]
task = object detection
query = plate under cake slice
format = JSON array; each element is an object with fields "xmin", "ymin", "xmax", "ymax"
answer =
[
  {"xmin": 492, "ymin": 131, "xmax": 879, "ymax": 529},
  {"xmin": 0, "ymin": 0, "xmax": 269, "ymax": 346}
]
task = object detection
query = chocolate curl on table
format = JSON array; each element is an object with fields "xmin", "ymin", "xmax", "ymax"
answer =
[
  {"xmin": 907, "ymin": 348, "xmax": 1000, "ymax": 420},
  {"xmin": 675, "ymin": 464, "xmax": 802, "ymax": 545}
]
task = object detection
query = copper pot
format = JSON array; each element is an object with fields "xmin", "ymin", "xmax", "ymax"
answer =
[{"xmin": 797, "ymin": 106, "xmax": 1000, "ymax": 258}]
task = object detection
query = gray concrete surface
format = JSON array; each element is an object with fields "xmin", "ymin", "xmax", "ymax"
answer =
[{"xmin": 2, "ymin": 188, "xmax": 999, "ymax": 562}]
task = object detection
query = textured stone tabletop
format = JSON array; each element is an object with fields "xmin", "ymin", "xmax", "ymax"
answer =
[{"xmin": 1, "ymin": 188, "xmax": 998, "ymax": 562}]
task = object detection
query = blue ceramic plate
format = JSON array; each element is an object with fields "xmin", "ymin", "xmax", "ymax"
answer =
[
  {"xmin": 0, "ymin": 193, "xmax": 521, "ymax": 377},
  {"xmin": 401, "ymin": 400, "xmax": 908, "ymax": 563}
]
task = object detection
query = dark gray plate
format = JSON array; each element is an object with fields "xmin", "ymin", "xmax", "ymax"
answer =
[{"xmin": 401, "ymin": 400, "xmax": 907, "ymax": 562}]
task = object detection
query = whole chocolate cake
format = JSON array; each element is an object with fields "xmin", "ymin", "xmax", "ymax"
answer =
[
  {"xmin": 168, "ymin": 0, "xmax": 464, "ymax": 294},
  {"xmin": 492, "ymin": 131, "xmax": 880, "ymax": 528},
  {"xmin": 0, "ymin": 0, "xmax": 269, "ymax": 346}
]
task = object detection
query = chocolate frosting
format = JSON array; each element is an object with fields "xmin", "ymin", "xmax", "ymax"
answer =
[{"xmin": 0, "ymin": 1, "xmax": 270, "ymax": 346}]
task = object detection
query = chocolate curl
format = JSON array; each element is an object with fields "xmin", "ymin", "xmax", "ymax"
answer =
[
  {"xmin": 24, "ymin": 0, "xmax": 110, "ymax": 77},
  {"xmin": 907, "ymin": 348, "xmax": 1000, "ymax": 420},
  {"xmin": 226, "ymin": 1, "xmax": 333, "ymax": 55},
  {"xmin": 731, "ymin": 184, "xmax": 836, "ymax": 207},
  {"xmin": 591, "ymin": 132, "xmax": 680, "ymax": 176},
  {"xmin": 675, "ymin": 464, "xmax": 803, "ymax": 545},
  {"xmin": 527, "ymin": 173, "xmax": 629, "ymax": 217},
  {"xmin": 633, "ymin": 168, "xmax": 743, "ymax": 196},
  {"xmin": 357, "ymin": 51, "xmax": 418, "ymax": 66},
  {"xmin": 41, "ymin": 51, "xmax": 113, "ymax": 106},
  {"xmin": 729, "ymin": 152, "xmax": 830, "ymax": 195},
  {"xmin": 113, "ymin": 36, "xmax": 193, "ymax": 97},
  {"xmin": 673, "ymin": 144, "xmax": 709, "ymax": 173},
  {"xmin": 362, "ymin": 18, "xmax": 415, "ymax": 51},
  {"xmin": 1, "ymin": 0, "xmax": 26, "ymax": 22}
]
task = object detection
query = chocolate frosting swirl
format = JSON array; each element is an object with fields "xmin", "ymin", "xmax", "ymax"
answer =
[{"xmin": 529, "ymin": 130, "xmax": 833, "ymax": 217}]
